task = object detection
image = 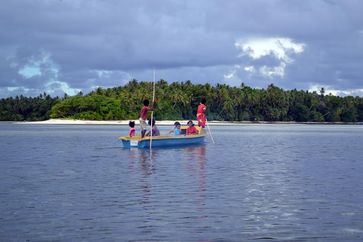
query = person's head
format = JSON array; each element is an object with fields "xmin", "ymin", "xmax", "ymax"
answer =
[
  {"xmin": 148, "ymin": 118, "xmax": 156, "ymax": 126},
  {"xmin": 201, "ymin": 98, "xmax": 206, "ymax": 105},
  {"xmin": 187, "ymin": 120, "xmax": 194, "ymax": 126},
  {"xmin": 174, "ymin": 121, "xmax": 181, "ymax": 129},
  {"xmin": 143, "ymin": 99, "xmax": 150, "ymax": 106},
  {"xmin": 129, "ymin": 121, "xmax": 135, "ymax": 128}
]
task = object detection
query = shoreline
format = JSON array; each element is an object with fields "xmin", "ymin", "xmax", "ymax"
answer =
[{"xmin": 11, "ymin": 119, "xmax": 363, "ymax": 126}]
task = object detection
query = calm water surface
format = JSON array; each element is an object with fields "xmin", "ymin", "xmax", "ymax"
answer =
[{"xmin": 1, "ymin": 123, "xmax": 363, "ymax": 241}]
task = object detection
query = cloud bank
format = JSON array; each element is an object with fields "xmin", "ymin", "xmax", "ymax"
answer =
[{"xmin": 0, "ymin": 0, "xmax": 363, "ymax": 97}]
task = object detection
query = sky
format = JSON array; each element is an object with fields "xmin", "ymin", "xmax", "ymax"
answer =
[{"xmin": 1, "ymin": 0, "xmax": 363, "ymax": 98}]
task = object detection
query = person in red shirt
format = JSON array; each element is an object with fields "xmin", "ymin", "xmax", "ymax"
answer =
[
  {"xmin": 128, "ymin": 121, "xmax": 136, "ymax": 137},
  {"xmin": 139, "ymin": 99, "xmax": 152, "ymax": 138},
  {"xmin": 186, "ymin": 120, "xmax": 199, "ymax": 135},
  {"xmin": 197, "ymin": 98, "xmax": 207, "ymax": 128}
]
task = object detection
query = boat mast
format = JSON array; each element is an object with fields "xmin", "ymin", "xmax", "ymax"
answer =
[{"xmin": 150, "ymin": 69, "xmax": 156, "ymax": 149}]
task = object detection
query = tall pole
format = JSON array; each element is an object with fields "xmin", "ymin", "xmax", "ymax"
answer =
[{"xmin": 150, "ymin": 70, "xmax": 156, "ymax": 150}]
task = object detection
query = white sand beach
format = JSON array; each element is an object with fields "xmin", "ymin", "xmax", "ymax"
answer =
[
  {"xmin": 15, "ymin": 119, "xmax": 251, "ymax": 126},
  {"xmin": 14, "ymin": 119, "xmax": 361, "ymax": 126}
]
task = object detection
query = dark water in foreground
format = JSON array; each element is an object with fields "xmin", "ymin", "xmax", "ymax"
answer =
[{"xmin": 1, "ymin": 123, "xmax": 363, "ymax": 241}]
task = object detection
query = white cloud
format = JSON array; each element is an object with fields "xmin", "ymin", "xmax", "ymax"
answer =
[
  {"xmin": 18, "ymin": 66, "xmax": 41, "ymax": 79},
  {"xmin": 1, "ymin": 50, "xmax": 83, "ymax": 97},
  {"xmin": 236, "ymin": 37, "xmax": 305, "ymax": 62},
  {"xmin": 309, "ymin": 84, "xmax": 363, "ymax": 96},
  {"xmin": 244, "ymin": 66, "xmax": 256, "ymax": 73},
  {"xmin": 222, "ymin": 37, "xmax": 306, "ymax": 86},
  {"xmin": 91, "ymin": 70, "xmax": 132, "ymax": 88},
  {"xmin": 224, "ymin": 70, "xmax": 236, "ymax": 80},
  {"xmin": 45, "ymin": 81, "xmax": 81, "ymax": 96},
  {"xmin": 7, "ymin": 86, "xmax": 29, "ymax": 92},
  {"xmin": 18, "ymin": 51, "xmax": 58, "ymax": 79},
  {"xmin": 234, "ymin": 37, "xmax": 305, "ymax": 79},
  {"xmin": 259, "ymin": 63, "xmax": 286, "ymax": 78}
]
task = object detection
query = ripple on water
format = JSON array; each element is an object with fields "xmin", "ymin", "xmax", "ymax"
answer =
[{"xmin": 1, "ymin": 124, "xmax": 363, "ymax": 241}]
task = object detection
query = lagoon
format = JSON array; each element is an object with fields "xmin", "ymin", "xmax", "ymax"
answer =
[{"xmin": 0, "ymin": 123, "xmax": 363, "ymax": 241}]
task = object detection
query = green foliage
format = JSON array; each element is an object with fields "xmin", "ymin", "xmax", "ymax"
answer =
[
  {"xmin": 0, "ymin": 93, "xmax": 58, "ymax": 121},
  {"xmin": 50, "ymin": 95, "xmax": 128, "ymax": 120},
  {"xmin": 1, "ymin": 80, "xmax": 363, "ymax": 122}
]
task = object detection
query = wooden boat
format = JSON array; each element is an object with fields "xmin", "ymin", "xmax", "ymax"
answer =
[{"xmin": 119, "ymin": 126, "xmax": 206, "ymax": 148}]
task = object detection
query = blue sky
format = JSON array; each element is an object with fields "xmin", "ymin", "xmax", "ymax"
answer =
[{"xmin": 1, "ymin": 0, "xmax": 363, "ymax": 97}]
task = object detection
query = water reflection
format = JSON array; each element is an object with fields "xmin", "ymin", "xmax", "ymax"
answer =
[
  {"xmin": 131, "ymin": 149, "xmax": 160, "ymax": 236},
  {"xmin": 127, "ymin": 148, "xmax": 158, "ymax": 176},
  {"xmin": 185, "ymin": 145, "xmax": 207, "ymax": 165},
  {"xmin": 125, "ymin": 146, "xmax": 209, "ymax": 238},
  {"xmin": 182, "ymin": 145, "xmax": 208, "ymax": 216},
  {"xmin": 185, "ymin": 145, "xmax": 207, "ymax": 193},
  {"xmin": 128, "ymin": 145, "xmax": 207, "ymax": 179},
  {"xmin": 127, "ymin": 145, "xmax": 207, "ymax": 193},
  {"xmin": 139, "ymin": 149, "xmax": 157, "ymax": 176}
]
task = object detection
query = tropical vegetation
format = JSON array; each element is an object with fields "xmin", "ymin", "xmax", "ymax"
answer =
[
  {"xmin": 0, "ymin": 93, "xmax": 58, "ymax": 121},
  {"xmin": 1, "ymin": 80, "xmax": 363, "ymax": 122}
]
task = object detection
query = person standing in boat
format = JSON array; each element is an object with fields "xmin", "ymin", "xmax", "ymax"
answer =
[
  {"xmin": 139, "ymin": 99, "xmax": 152, "ymax": 138},
  {"xmin": 197, "ymin": 98, "xmax": 207, "ymax": 128},
  {"xmin": 128, "ymin": 121, "xmax": 136, "ymax": 137},
  {"xmin": 186, "ymin": 120, "xmax": 198, "ymax": 135},
  {"xmin": 146, "ymin": 118, "xmax": 160, "ymax": 136}
]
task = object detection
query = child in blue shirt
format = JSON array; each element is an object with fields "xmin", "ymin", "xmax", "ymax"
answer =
[{"xmin": 169, "ymin": 121, "xmax": 181, "ymax": 135}]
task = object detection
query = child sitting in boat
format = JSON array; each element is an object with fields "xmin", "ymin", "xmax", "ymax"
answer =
[
  {"xmin": 129, "ymin": 121, "xmax": 136, "ymax": 137},
  {"xmin": 186, "ymin": 120, "xmax": 198, "ymax": 135},
  {"xmin": 146, "ymin": 118, "xmax": 160, "ymax": 136},
  {"xmin": 169, "ymin": 121, "xmax": 181, "ymax": 135}
]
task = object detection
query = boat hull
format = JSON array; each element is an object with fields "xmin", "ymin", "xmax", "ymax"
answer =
[{"xmin": 119, "ymin": 135, "xmax": 205, "ymax": 148}]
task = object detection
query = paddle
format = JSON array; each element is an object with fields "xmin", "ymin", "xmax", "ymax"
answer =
[
  {"xmin": 206, "ymin": 117, "xmax": 215, "ymax": 144},
  {"xmin": 149, "ymin": 70, "xmax": 156, "ymax": 150}
]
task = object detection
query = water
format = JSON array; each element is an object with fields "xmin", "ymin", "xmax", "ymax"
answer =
[{"xmin": 1, "ymin": 123, "xmax": 363, "ymax": 241}]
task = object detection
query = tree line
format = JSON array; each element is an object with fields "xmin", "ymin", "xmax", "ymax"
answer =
[
  {"xmin": 0, "ymin": 93, "xmax": 59, "ymax": 121},
  {"xmin": 1, "ymin": 80, "xmax": 363, "ymax": 122}
]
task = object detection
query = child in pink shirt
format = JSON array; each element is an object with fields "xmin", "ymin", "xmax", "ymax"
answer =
[{"xmin": 129, "ymin": 121, "xmax": 136, "ymax": 137}]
